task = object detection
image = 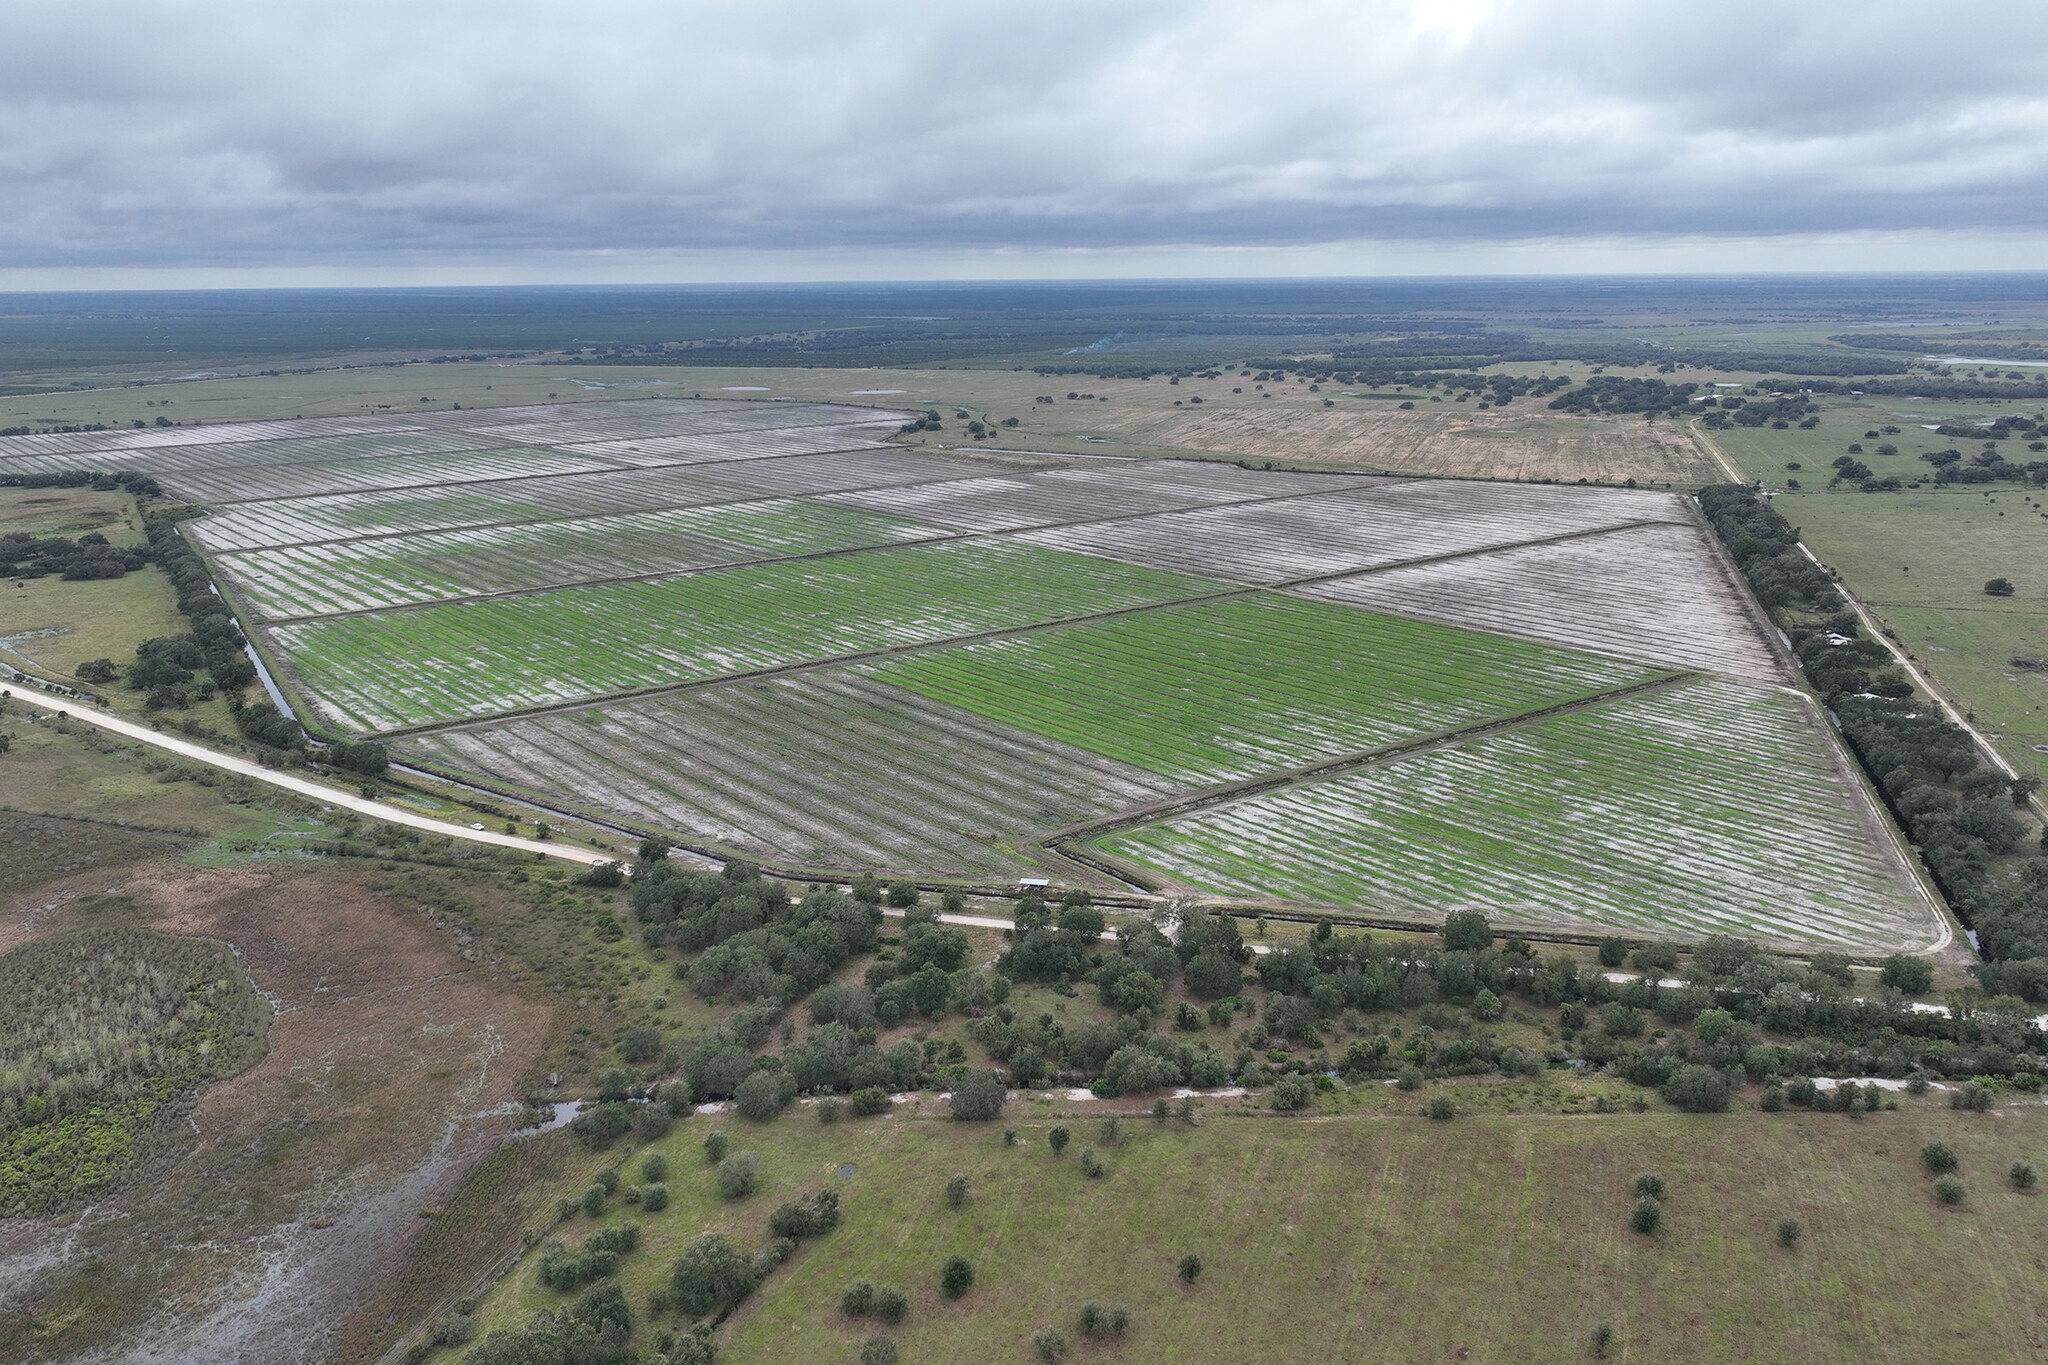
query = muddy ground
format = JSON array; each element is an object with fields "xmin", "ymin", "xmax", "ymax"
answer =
[{"xmin": 0, "ymin": 851, "xmax": 561, "ymax": 1365}]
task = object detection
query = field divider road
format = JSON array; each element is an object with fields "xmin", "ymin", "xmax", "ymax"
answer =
[
  {"xmin": 1, "ymin": 686, "xmax": 615, "ymax": 867},
  {"xmin": 1035, "ymin": 670, "xmax": 1698, "ymax": 863},
  {"xmin": 375, "ymin": 520, "xmax": 1687, "ymax": 742}
]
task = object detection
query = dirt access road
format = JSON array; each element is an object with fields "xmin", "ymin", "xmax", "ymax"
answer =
[{"xmin": 5, "ymin": 687, "xmax": 613, "ymax": 866}]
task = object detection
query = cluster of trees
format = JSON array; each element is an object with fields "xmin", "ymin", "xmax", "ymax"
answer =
[
  {"xmin": 1921, "ymin": 446, "xmax": 2046, "ymax": 486},
  {"xmin": 0, "ymin": 531, "xmax": 149, "ymax": 581},
  {"xmin": 1701, "ymin": 394, "xmax": 1820, "ymax": 431},
  {"xmin": 1831, "ymin": 334, "xmax": 2048, "ymax": 362},
  {"xmin": 1698, "ymin": 484, "xmax": 2048, "ymax": 1000},
  {"xmin": 459, "ymin": 1281, "xmax": 633, "ymax": 1365},
  {"xmin": 538, "ymin": 1223, "xmax": 641, "ymax": 1290},
  {"xmin": 1547, "ymin": 376, "xmax": 1701, "ymax": 416}
]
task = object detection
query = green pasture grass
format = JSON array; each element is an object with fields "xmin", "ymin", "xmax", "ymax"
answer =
[
  {"xmin": 454, "ymin": 1099, "xmax": 2048, "ymax": 1365},
  {"xmin": 272, "ymin": 540, "xmax": 1217, "ymax": 733},
  {"xmin": 873, "ymin": 595, "xmax": 1661, "ymax": 787},
  {"xmin": 1703, "ymin": 410, "xmax": 2048, "ymax": 780},
  {"xmin": 1777, "ymin": 489, "xmax": 2048, "ymax": 781},
  {"xmin": 1097, "ymin": 677, "xmax": 1937, "ymax": 951},
  {"xmin": 0, "ymin": 486, "xmax": 142, "ymax": 541}
]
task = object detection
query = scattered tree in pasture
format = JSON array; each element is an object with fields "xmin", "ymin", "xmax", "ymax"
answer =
[{"xmin": 941, "ymin": 1255, "xmax": 975, "ymax": 1298}]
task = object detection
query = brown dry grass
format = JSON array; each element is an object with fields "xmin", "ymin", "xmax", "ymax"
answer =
[{"xmin": 0, "ymin": 860, "xmax": 561, "ymax": 1363}]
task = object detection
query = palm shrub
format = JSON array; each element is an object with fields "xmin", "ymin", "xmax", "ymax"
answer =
[
  {"xmin": 1921, "ymin": 1142, "xmax": 1959, "ymax": 1174},
  {"xmin": 1632, "ymin": 1174, "xmax": 1666, "ymax": 1200},
  {"xmin": 1630, "ymin": 1197, "xmax": 1662, "ymax": 1235},
  {"xmin": 1934, "ymin": 1177, "xmax": 1966, "ymax": 1205},
  {"xmin": 1032, "ymin": 1328, "xmax": 1067, "ymax": 1363},
  {"xmin": 2012, "ymin": 1162, "xmax": 2038, "ymax": 1191},
  {"xmin": 1776, "ymin": 1217, "xmax": 1803, "ymax": 1248}
]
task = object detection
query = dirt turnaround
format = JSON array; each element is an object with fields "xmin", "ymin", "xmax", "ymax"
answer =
[{"xmin": 0, "ymin": 859, "xmax": 556, "ymax": 1365}]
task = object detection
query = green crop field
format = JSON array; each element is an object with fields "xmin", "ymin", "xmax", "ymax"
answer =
[
  {"xmin": 1096, "ymin": 677, "xmax": 1941, "ymax": 950},
  {"xmin": 271, "ymin": 540, "xmax": 1218, "ymax": 733},
  {"xmin": 873, "ymin": 594, "xmax": 1663, "ymax": 786},
  {"xmin": 451, "ymin": 1102, "xmax": 2048, "ymax": 1365}
]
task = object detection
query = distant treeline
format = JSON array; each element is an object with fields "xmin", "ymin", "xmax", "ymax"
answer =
[{"xmin": 1830, "ymin": 334, "xmax": 2048, "ymax": 360}]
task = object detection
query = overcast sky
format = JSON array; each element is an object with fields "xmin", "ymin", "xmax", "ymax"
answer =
[{"xmin": 4, "ymin": 0, "xmax": 2045, "ymax": 286}]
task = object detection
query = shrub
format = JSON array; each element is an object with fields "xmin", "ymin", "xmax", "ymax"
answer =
[
  {"xmin": 670, "ymin": 1233, "xmax": 757, "ymax": 1317},
  {"xmin": 874, "ymin": 1287, "xmax": 908, "ymax": 1324},
  {"xmin": 1079, "ymin": 1147, "xmax": 1106, "ymax": 1179},
  {"xmin": 1880, "ymin": 953, "xmax": 1935, "ymax": 994},
  {"xmin": 1786, "ymin": 1076, "xmax": 1818, "ymax": 1107},
  {"xmin": 432, "ymin": 1313, "xmax": 476, "ymax": 1345},
  {"xmin": 1759, "ymin": 1084, "xmax": 1785, "ymax": 1113},
  {"xmin": 717, "ymin": 1150, "xmax": 758, "ymax": 1199},
  {"xmin": 1270, "ymin": 1074, "xmax": 1314, "ymax": 1111},
  {"xmin": 1395, "ymin": 1067, "xmax": 1423, "ymax": 1092},
  {"xmin": 752, "ymin": 1236, "xmax": 796, "ymax": 1277},
  {"xmin": 1440, "ymin": 909, "xmax": 1492, "ymax": 952},
  {"xmin": 1951, "ymin": 1083, "xmax": 1995, "ymax": 1112},
  {"xmin": 1662, "ymin": 1065, "xmax": 1731, "ymax": 1113},
  {"xmin": 1776, "ymin": 1217, "xmax": 1803, "ymax": 1248},
  {"xmin": 1630, "ymin": 1197, "xmax": 1662, "ymax": 1235},
  {"xmin": 580, "ymin": 1184, "xmax": 606, "ymax": 1217},
  {"xmin": 594, "ymin": 1168, "xmax": 620, "ymax": 1195},
  {"xmin": 945, "ymin": 1174, "xmax": 970, "ymax": 1208},
  {"xmin": 951, "ymin": 1068, "xmax": 1008, "ymax": 1121},
  {"xmin": 618, "ymin": 1026, "xmax": 663, "ymax": 1064},
  {"xmin": 861, "ymin": 1337, "xmax": 899, "ymax": 1365},
  {"xmin": 941, "ymin": 1255, "xmax": 974, "ymax": 1298},
  {"xmin": 850, "ymin": 1087, "xmax": 893, "ymax": 1117},
  {"xmin": 1934, "ymin": 1176, "xmax": 1966, "ymax": 1205},
  {"xmin": 2012, "ymin": 1161, "xmax": 2038, "ymax": 1191},
  {"xmin": 1471, "ymin": 988, "xmax": 1503, "ymax": 1022},
  {"xmin": 1597, "ymin": 937, "xmax": 1629, "ymax": 968},
  {"xmin": 640, "ymin": 1183, "xmax": 670, "ymax": 1212},
  {"xmin": 767, "ymin": 1188, "xmax": 841, "ymax": 1239},
  {"xmin": 569, "ymin": 1101, "xmax": 633, "ymax": 1150},
  {"xmin": 1591, "ymin": 1323, "xmax": 1614, "ymax": 1358},
  {"xmin": 841, "ymin": 1281, "xmax": 876, "ymax": 1317},
  {"xmin": 1049, "ymin": 1125, "xmax": 1071, "ymax": 1156},
  {"xmin": 1921, "ymin": 1141, "xmax": 1959, "ymax": 1174},
  {"xmin": 1077, "ymin": 1302, "xmax": 1130, "ymax": 1340},
  {"xmin": 1178, "ymin": 1253, "xmax": 1203, "ymax": 1284},
  {"xmin": 733, "ymin": 1070, "xmax": 790, "ymax": 1122},
  {"xmin": 1033, "ymin": 1327, "xmax": 1068, "ymax": 1362},
  {"xmin": 1424, "ymin": 1095, "xmax": 1457, "ymax": 1121},
  {"xmin": 703, "ymin": 1130, "xmax": 729, "ymax": 1164},
  {"xmin": 1632, "ymin": 1174, "xmax": 1666, "ymax": 1201},
  {"xmin": 632, "ymin": 1105, "xmax": 672, "ymax": 1143}
]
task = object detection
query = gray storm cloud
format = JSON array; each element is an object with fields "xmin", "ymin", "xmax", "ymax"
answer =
[{"xmin": 2, "ymin": 0, "xmax": 2044, "ymax": 270}]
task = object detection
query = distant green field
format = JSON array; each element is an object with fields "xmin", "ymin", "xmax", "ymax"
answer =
[
  {"xmin": 272, "ymin": 540, "xmax": 1218, "ymax": 733},
  {"xmin": 1096, "ymin": 677, "xmax": 1940, "ymax": 951},
  {"xmin": 453, "ymin": 1102, "xmax": 2048, "ymax": 1365},
  {"xmin": 873, "ymin": 595, "xmax": 1662, "ymax": 786}
]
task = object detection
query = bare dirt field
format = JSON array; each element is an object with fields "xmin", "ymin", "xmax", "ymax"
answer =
[{"xmin": 0, "ymin": 859, "xmax": 559, "ymax": 1365}]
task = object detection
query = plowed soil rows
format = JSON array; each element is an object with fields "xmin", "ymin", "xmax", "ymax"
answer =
[
  {"xmin": 401, "ymin": 672, "xmax": 1182, "ymax": 875},
  {"xmin": 1299, "ymin": 522, "xmax": 1786, "ymax": 680},
  {"xmin": 1015, "ymin": 480, "xmax": 1690, "ymax": 583},
  {"xmin": 1098, "ymin": 677, "xmax": 1938, "ymax": 951},
  {"xmin": 212, "ymin": 499, "xmax": 948, "ymax": 618},
  {"xmin": 272, "ymin": 539, "xmax": 1216, "ymax": 732}
]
